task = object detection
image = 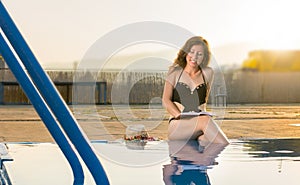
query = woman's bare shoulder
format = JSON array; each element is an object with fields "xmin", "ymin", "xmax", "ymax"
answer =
[
  {"xmin": 165, "ymin": 64, "xmax": 182, "ymax": 86},
  {"xmin": 167, "ymin": 64, "xmax": 182, "ymax": 75},
  {"xmin": 202, "ymin": 66, "xmax": 213, "ymax": 73},
  {"xmin": 202, "ymin": 67, "xmax": 214, "ymax": 81}
]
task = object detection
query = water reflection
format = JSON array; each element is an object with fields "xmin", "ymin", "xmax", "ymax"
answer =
[
  {"xmin": 163, "ymin": 140, "xmax": 227, "ymax": 185},
  {"xmin": 243, "ymin": 138, "xmax": 300, "ymax": 158}
]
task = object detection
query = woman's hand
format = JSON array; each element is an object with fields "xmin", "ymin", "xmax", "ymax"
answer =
[{"xmin": 174, "ymin": 112, "xmax": 181, "ymax": 119}]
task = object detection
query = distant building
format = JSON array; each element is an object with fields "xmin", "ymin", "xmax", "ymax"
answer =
[{"xmin": 242, "ymin": 50, "xmax": 300, "ymax": 72}]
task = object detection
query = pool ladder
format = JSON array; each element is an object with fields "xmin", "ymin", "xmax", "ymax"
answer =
[{"xmin": 0, "ymin": 1, "xmax": 109, "ymax": 184}]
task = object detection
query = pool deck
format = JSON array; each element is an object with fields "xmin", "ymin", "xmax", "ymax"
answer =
[{"xmin": 0, "ymin": 104, "xmax": 300, "ymax": 142}]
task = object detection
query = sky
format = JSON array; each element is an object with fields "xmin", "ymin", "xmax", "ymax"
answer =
[{"xmin": 1, "ymin": 0, "xmax": 300, "ymax": 70}]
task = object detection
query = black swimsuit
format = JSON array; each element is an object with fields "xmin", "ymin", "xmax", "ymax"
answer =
[{"xmin": 171, "ymin": 69, "xmax": 207, "ymax": 112}]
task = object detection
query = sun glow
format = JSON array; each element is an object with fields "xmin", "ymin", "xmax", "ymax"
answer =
[{"xmin": 234, "ymin": 0, "xmax": 300, "ymax": 50}]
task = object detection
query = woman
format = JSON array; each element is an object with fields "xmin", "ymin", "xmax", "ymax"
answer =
[{"xmin": 162, "ymin": 36, "xmax": 229, "ymax": 144}]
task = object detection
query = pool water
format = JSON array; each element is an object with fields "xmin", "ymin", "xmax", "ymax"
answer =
[{"xmin": 1, "ymin": 138, "xmax": 300, "ymax": 185}]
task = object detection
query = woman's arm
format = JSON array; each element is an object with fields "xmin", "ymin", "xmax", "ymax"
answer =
[
  {"xmin": 202, "ymin": 67, "xmax": 214, "ymax": 95},
  {"xmin": 162, "ymin": 80, "xmax": 181, "ymax": 119},
  {"xmin": 201, "ymin": 67, "xmax": 214, "ymax": 111}
]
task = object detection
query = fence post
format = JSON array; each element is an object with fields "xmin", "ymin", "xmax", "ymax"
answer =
[{"xmin": 0, "ymin": 82, "xmax": 3, "ymax": 105}]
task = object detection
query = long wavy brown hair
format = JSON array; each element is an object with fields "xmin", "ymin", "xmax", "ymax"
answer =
[{"xmin": 174, "ymin": 36, "xmax": 211, "ymax": 68}]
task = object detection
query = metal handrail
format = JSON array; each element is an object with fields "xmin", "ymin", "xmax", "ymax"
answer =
[
  {"xmin": 0, "ymin": 1, "xmax": 109, "ymax": 184},
  {"xmin": 0, "ymin": 32, "xmax": 84, "ymax": 185}
]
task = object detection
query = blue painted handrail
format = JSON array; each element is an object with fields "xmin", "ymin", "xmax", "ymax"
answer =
[
  {"xmin": 0, "ymin": 32, "xmax": 84, "ymax": 185},
  {"xmin": 0, "ymin": 1, "xmax": 109, "ymax": 184}
]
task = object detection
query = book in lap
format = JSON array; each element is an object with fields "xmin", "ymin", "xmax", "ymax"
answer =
[{"xmin": 180, "ymin": 111, "xmax": 215, "ymax": 117}]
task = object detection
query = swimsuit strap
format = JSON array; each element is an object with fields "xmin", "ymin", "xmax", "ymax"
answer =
[
  {"xmin": 200, "ymin": 68, "xmax": 207, "ymax": 85},
  {"xmin": 200, "ymin": 68, "xmax": 210, "ymax": 103},
  {"xmin": 175, "ymin": 69, "xmax": 184, "ymax": 86}
]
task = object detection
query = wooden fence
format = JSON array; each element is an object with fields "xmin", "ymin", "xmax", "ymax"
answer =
[{"xmin": 1, "ymin": 69, "xmax": 300, "ymax": 105}]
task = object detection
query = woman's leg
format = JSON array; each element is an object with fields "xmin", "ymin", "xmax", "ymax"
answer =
[
  {"xmin": 197, "ymin": 116, "xmax": 229, "ymax": 145},
  {"xmin": 168, "ymin": 117, "xmax": 203, "ymax": 140},
  {"xmin": 168, "ymin": 116, "xmax": 229, "ymax": 144}
]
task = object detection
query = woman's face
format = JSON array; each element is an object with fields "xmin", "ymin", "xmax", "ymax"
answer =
[{"xmin": 186, "ymin": 44, "xmax": 204, "ymax": 68}]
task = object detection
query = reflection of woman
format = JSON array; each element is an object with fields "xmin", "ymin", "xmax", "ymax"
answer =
[
  {"xmin": 163, "ymin": 140, "xmax": 227, "ymax": 185},
  {"xmin": 162, "ymin": 36, "xmax": 229, "ymax": 144}
]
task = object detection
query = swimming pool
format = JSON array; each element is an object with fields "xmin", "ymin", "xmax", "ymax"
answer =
[{"xmin": 1, "ymin": 138, "xmax": 300, "ymax": 185}]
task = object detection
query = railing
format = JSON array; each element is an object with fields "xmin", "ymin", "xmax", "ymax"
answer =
[
  {"xmin": 0, "ymin": 81, "xmax": 107, "ymax": 105},
  {"xmin": 0, "ymin": 1, "xmax": 109, "ymax": 185}
]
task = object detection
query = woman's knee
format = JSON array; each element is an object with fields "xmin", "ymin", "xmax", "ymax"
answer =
[{"xmin": 196, "ymin": 115, "xmax": 210, "ymax": 129}]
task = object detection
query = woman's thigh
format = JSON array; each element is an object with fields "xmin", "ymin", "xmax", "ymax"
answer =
[
  {"xmin": 168, "ymin": 116, "xmax": 209, "ymax": 140},
  {"xmin": 198, "ymin": 117, "xmax": 229, "ymax": 144},
  {"xmin": 167, "ymin": 116, "xmax": 229, "ymax": 144}
]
